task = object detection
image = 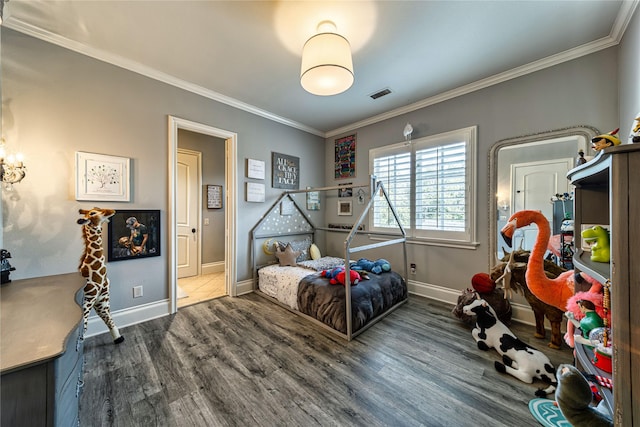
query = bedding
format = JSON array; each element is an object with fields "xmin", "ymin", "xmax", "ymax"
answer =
[
  {"xmin": 258, "ymin": 257, "xmax": 344, "ymax": 310},
  {"xmin": 258, "ymin": 256, "xmax": 407, "ymax": 334},
  {"xmin": 297, "ymin": 270, "xmax": 407, "ymax": 334}
]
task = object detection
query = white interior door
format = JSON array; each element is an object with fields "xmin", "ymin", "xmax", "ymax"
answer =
[
  {"xmin": 177, "ymin": 149, "xmax": 200, "ymax": 278},
  {"xmin": 512, "ymin": 158, "xmax": 572, "ymax": 251}
]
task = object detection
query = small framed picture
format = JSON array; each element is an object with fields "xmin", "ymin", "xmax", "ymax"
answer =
[
  {"xmin": 207, "ymin": 185, "xmax": 223, "ymax": 209},
  {"xmin": 280, "ymin": 199, "xmax": 294, "ymax": 216},
  {"xmin": 247, "ymin": 158, "xmax": 265, "ymax": 180},
  {"xmin": 107, "ymin": 210, "xmax": 161, "ymax": 262},
  {"xmin": 246, "ymin": 182, "xmax": 265, "ymax": 202},
  {"xmin": 338, "ymin": 184, "xmax": 353, "ymax": 198},
  {"xmin": 306, "ymin": 189, "xmax": 320, "ymax": 210},
  {"xmin": 337, "ymin": 200, "xmax": 352, "ymax": 216}
]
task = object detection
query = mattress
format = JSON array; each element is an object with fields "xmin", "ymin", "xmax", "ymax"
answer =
[
  {"xmin": 258, "ymin": 265, "xmax": 315, "ymax": 310},
  {"xmin": 257, "ymin": 256, "xmax": 345, "ymax": 310}
]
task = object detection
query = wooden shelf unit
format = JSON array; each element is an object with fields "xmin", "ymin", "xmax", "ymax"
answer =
[{"xmin": 567, "ymin": 144, "xmax": 640, "ymax": 426}]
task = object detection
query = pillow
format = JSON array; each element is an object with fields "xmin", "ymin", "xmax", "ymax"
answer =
[
  {"xmin": 275, "ymin": 236, "xmax": 312, "ymax": 262},
  {"xmin": 297, "ymin": 257, "xmax": 344, "ymax": 272},
  {"xmin": 309, "ymin": 243, "xmax": 321, "ymax": 260},
  {"xmin": 275, "ymin": 243, "xmax": 301, "ymax": 267}
]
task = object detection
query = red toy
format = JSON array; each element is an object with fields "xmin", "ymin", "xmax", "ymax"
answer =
[{"xmin": 321, "ymin": 266, "xmax": 361, "ymax": 286}]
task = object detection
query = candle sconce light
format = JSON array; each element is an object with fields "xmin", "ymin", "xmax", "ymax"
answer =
[{"xmin": 0, "ymin": 138, "xmax": 27, "ymax": 189}]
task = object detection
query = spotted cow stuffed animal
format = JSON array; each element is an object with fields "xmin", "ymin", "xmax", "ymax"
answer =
[{"xmin": 463, "ymin": 298, "xmax": 557, "ymax": 396}]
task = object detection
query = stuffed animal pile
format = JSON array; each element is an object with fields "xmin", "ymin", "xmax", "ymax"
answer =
[
  {"xmin": 321, "ymin": 267, "xmax": 361, "ymax": 286},
  {"xmin": 349, "ymin": 258, "xmax": 391, "ymax": 274},
  {"xmin": 321, "ymin": 257, "xmax": 392, "ymax": 286}
]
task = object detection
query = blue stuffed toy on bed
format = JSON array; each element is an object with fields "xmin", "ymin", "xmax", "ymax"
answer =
[{"xmin": 350, "ymin": 258, "xmax": 391, "ymax": 275}]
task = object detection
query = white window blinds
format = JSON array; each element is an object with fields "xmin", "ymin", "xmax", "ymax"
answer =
[{"xmin": 370, "ymin": 126, "xmax": 477, "ymax": 246}]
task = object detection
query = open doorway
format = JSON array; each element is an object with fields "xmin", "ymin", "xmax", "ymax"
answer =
[{"xmin": 168, "ymin": 116, "xmax": 237, "ymax": 314}]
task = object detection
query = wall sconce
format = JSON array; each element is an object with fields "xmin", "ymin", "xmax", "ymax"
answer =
[
  {"xmin": 403, "ymin": 123, "xmax": 413, "ymax": 144},
  {"xmin": 0, "ymin": 139, "xmax": 27, "ymax": 189},
  {"xmin": 300, "ymin": 20, "xmax": 354, "ymax": 96}
]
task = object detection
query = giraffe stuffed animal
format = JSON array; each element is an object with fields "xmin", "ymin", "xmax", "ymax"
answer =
[{"xmin": 77, "ymin": 207, "xmax": 124, "ymax": 344}]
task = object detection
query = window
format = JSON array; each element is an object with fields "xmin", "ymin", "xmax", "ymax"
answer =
[{"xmin": 370, "ymin": 126, "xmax": 477, "ymax": 247}]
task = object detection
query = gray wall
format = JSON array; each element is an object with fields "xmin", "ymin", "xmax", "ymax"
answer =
[
  {"xmin": 0, "ymin": 28, "xmax": 325, "ymax": 311},
  {"xmin": 325, "ymin": 48, "xmax": 620, "ymax": 293}
]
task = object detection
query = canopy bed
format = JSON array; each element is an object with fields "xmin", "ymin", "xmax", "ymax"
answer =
[{"xmin": 250, "ymin": 176, "xmax": 408, "ymax": 341}]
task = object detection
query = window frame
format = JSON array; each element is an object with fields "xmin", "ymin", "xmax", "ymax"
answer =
[{"xmin": 369, "ymin": 125, "xmax": 478, "ymax": 249}]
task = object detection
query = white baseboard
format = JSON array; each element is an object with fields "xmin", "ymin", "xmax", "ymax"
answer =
[
  {"xmin": 407, "ymin": 279, "xmax": 537, "ymax": 327},
  {"xmin": 235, "ymin": 279, "xmax": 254, "ymax": 296},
  {"xmin": 86, "ymin": 279, "xmax": 541, "ymax": 339},
  {"xmin": 202, "ymin": 261, "xmax": 225, "ymax": 275},
  {"xmin": 85, "ymin": 300, "xmax": 170, "ymax": 339}
]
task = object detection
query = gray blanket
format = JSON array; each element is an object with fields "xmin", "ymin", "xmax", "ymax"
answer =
[{"xmin": 297, "ymin": 271, "xmax": 407, "ymax": 334}]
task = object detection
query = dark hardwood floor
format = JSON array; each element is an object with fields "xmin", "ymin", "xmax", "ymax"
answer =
[{"xmin": 80, "ymin": 293, "xmax": 572, "ymax": 426}]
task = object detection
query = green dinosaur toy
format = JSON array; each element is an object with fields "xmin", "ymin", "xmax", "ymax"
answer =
[{"xmin": 581, "ymin": 225, "xmax": 610, "ymax": 263}]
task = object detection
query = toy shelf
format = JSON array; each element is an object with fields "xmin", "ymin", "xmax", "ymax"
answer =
[
  {"xmin": 573, "ymin": 334, "xmax": 613, "ymax": 418},
  {"xmin": 567, "ymin": 144, "xmax": 640, "ymax": 426}
]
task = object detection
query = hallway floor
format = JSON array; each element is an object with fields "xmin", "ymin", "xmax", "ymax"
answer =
[{"xmin": 177, "ymin": 272, "xmax": 226, "ymax": 308}]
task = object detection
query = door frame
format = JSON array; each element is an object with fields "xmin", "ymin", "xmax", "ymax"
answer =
[
  {"xmin": 168, "ymin": 116, "xmax": 238, "ymax": 314},
  {"xmin": 177, "ymin": 148, "xmax": 202, "ymax": 279}
]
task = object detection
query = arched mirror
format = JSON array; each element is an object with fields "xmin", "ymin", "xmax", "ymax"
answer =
[{"xmin": 488, "ymin": 125, "xmax": 600, "ymax": 266}]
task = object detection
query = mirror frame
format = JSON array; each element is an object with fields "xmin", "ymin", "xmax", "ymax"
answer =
[{"xmin": 488, "ymin": 125, "xmax": 600, "ymax": 267}]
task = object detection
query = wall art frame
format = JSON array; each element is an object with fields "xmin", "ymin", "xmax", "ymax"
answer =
[
  {"xmin": 108, "ymin": 210, "xmax": 161, "ymax": 262},
  {"xmin": 272, "ymin": 152, "xmax": 299, "ymax": 189},
  {"xmin": 334, "ymin": 134, "xmax": 356, "ymax": 179},
  {"xmin": 306, "ymin": 189, "xmax": 320, "ymax": 210},
  {"xmin": 246, "ymin": 182, "xmax": 265, "ymax": 202},
  {"xmin": 76, "ymin": 151, "xmax": 130, "ymax": 202},
  {"xmin": 247, "ymin": 158, "xmax": 266, "ymax": 180},
  {"xmin": 337, "ymin": 200, "xmax": 352, "ymax": 216},
  {"xmin": 207, "ymin": 184, "xmax": 223, "ymax": 209},
  {"xmin": 338, "ymin": 183, "xmax": 352, "ymax": 197}
]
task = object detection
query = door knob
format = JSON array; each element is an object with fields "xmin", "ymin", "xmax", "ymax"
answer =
[{"xmin": 191, "ymin": 228, "xmax": 196, "ymax": 233}]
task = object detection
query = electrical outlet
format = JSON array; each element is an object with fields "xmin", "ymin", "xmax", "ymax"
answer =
[
  {"xmin": 410, "ymin": 263, "xmax": 416, "ymax": 274},
  {"xmin": 133, "ymin": 285, "xmax": 143, "ymax": 298}
]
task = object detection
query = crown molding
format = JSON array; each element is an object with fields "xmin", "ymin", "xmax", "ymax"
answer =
[
  {"xmin": 4, "ymin": 18, "xmax": 325, "ymax": 138},
  {"xmin": 325, "ymin": 35, "xmax": 619, "ymax": 138}
]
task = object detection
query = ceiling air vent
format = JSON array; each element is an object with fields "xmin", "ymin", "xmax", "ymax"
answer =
[{"xmin": 369, "ymin": 88, "xmax": 392, "ymax": 100}]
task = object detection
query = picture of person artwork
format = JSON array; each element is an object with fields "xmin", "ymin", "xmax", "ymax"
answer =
[{"xmin": 108, "ymin": 210, "xmax": 161, "ymax": 261}]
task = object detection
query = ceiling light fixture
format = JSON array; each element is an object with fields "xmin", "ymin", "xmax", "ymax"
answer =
[{"xmin": 300, "ymin": 20, "xmax": 354, "ymax": 96}]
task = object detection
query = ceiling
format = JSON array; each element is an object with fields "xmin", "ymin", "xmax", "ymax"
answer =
[{"xmin": 2, "ymin": 1, "xmax": 637, "ymax": 137}]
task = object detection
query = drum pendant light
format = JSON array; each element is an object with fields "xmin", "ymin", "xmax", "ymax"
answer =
[{"xmin": 300, "ymin": 21, "xmax": 354, "ymax": 96}]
